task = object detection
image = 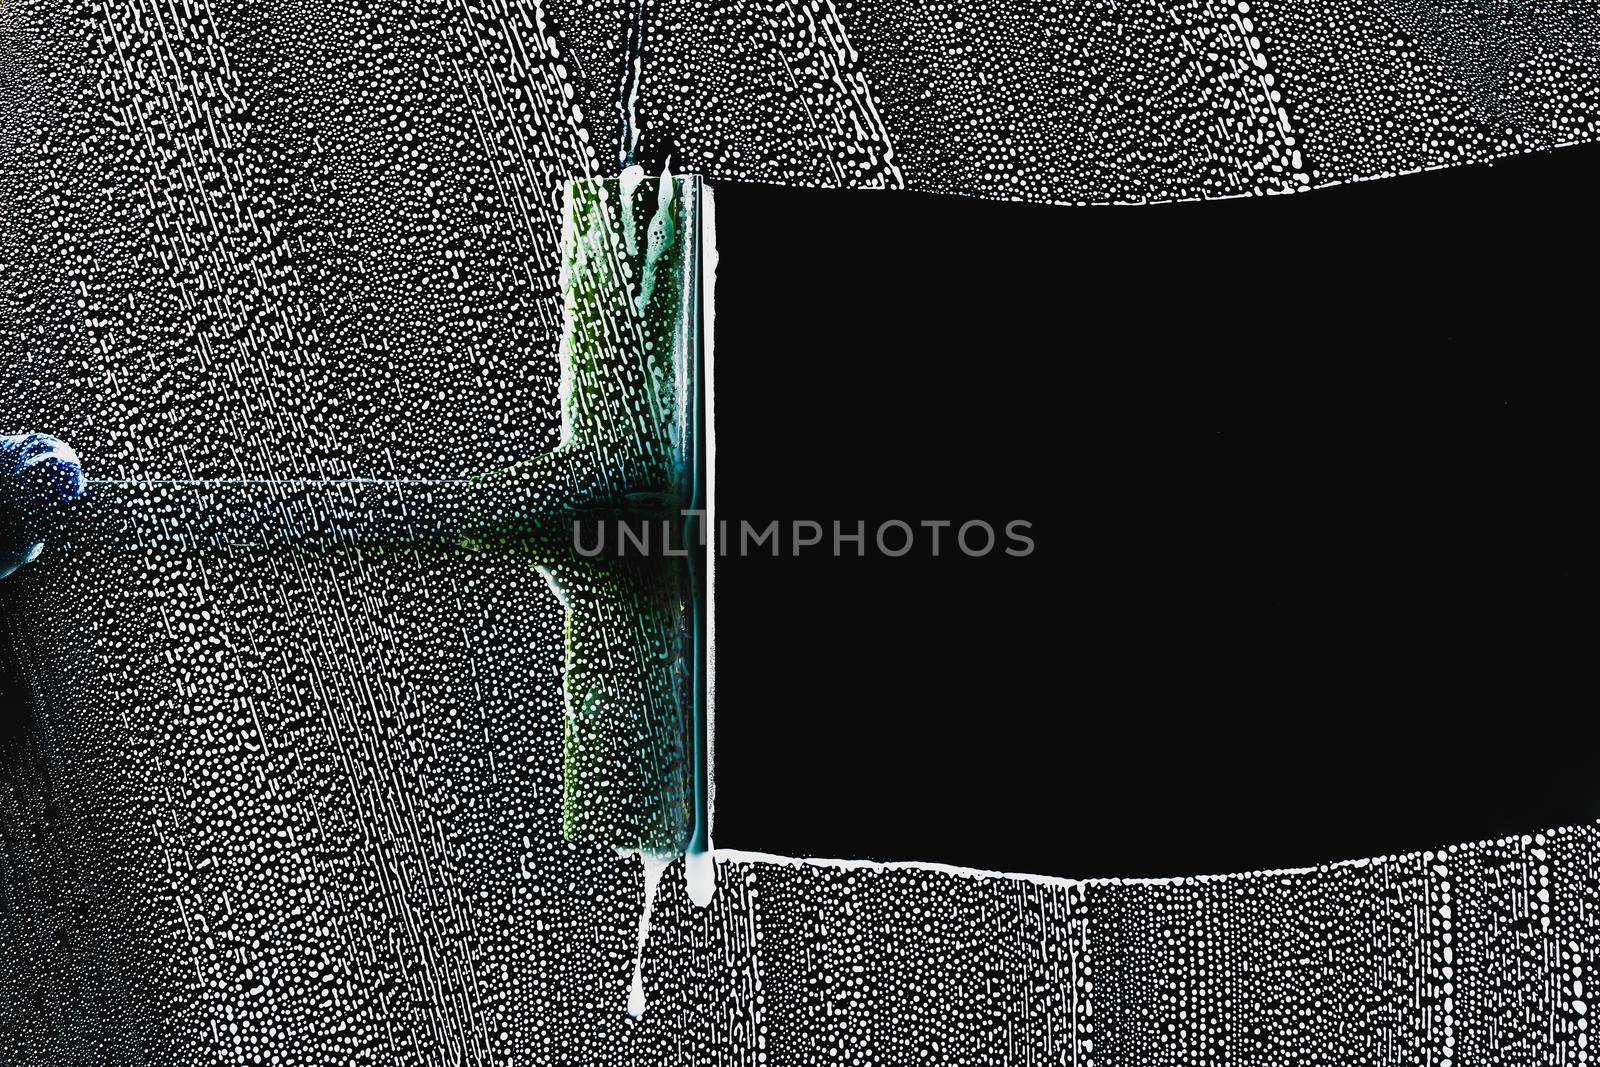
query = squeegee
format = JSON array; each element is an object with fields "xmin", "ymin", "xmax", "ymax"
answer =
[{"xmin": 1, "ymin": 172, "xmax": 712, "ymax": 866}]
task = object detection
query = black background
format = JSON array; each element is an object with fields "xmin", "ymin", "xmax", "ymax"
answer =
[{"xmin": 711, "ymin": 147, "xmax": 1594, "ymax": 879}]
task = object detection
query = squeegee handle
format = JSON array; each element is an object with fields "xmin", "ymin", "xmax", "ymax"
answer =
[{"xmin": 63, "ymin": 474, "xmax": 582, "ymax": 554}]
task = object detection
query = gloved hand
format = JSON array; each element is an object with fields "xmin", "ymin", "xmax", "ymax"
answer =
[{"xmin": 0, "ymin": 433, "xmax": 86, "ymax": 581}]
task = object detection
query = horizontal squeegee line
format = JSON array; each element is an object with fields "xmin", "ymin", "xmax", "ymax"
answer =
[
  {"xmin": 59, "ymin": 478, "xmax": 590, "ymax": 553},
  {"xmin": 92, "ymin": 479, "xmax": 479, "ymax": 485}
]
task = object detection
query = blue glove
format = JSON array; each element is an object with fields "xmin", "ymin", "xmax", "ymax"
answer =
[{"xmin": 0, "ymin": 432, "xmax": 86, "ymax": 580}]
